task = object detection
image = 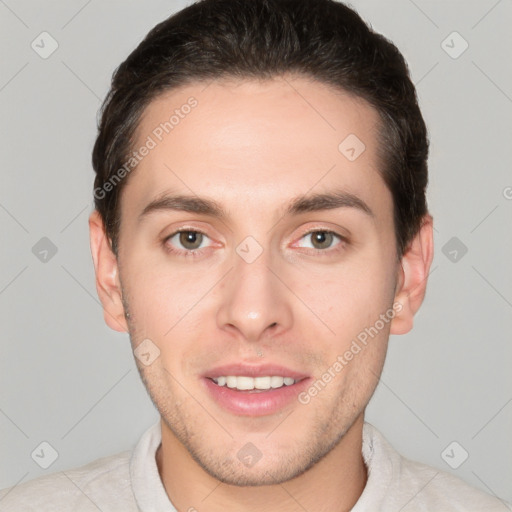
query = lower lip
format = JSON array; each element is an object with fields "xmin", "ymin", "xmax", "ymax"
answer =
[{"xmin": 202, "ymin": 377, "xmax": 311, "ymax": 416}]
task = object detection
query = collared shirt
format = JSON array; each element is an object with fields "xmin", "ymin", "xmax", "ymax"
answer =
[{"xmin": 1, "ymin": 421, "xmax": 510, "ymax": 511}]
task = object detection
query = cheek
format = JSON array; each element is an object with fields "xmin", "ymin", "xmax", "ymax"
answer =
[
  {"xmin": 120, "ymin": 267, "xmax": 179, "ymax": 345},
  {"xmin": 296, "ymin": 258, "xmax": 395, "ymax": 334},
  {"xmin": 120, "ymin": 258, "xmax": 223, "ymax": 377}
]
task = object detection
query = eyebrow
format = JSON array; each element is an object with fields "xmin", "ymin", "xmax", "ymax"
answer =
[{"xmin": 138, "ymin": 189, "xmax": 374, "ymax": 223}]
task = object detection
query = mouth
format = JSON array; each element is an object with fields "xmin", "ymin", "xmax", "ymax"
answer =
[
  {"xmin": 201, "ymin": 363, "xmax": 311, "ymax": 416},
  {"xmin": 208, "ymin": 375, "xmax": 304, "ymax": 392}
]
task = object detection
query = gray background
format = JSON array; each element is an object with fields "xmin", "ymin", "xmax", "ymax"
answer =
[{"xmin": 1, "ymin": 0, "xmax": 511, "ymax": 504}]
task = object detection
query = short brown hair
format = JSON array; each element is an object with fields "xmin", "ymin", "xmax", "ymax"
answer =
[{"xmin": 92, "ymin": 0, "xmax": 429, "ymax": 258}]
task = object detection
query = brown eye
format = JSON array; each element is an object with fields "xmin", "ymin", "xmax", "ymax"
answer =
[
  {"xmin": 297, "ymin": 230, "xmax": 342, "ymax": 251},
  {"xmin": 310, "ymin": 231, "xmax": 334, "ymax": 250},
  {"xmin": 165, "ymin": 230, "xmax": 210, "ymax": 253},
  {"xmin": 179, "ymin": 231, "xmax": 203, "ymax": 250}
]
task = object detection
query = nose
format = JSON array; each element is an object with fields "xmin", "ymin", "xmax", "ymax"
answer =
[{"xmin": 216, "ymin": 250, "xmax": 293, "ymax": 343}]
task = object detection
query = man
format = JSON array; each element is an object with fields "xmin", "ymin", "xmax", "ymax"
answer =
[{"xmin": 1, "ymin": 0, "xmax": 510, "ymax": 510}]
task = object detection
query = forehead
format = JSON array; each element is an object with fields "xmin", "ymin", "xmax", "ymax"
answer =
[{"xmin": 121, "ymin": 76, "xmax": 391, "ymax": 224}]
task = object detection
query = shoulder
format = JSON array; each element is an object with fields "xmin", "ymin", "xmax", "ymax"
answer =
[
  {"xmin": 396, "ymin": 456, "xmax": 511, "ymax": 511},
  {"xmin": 0, "ymin": 450, "xmax": 137, "ymax": 511},
  {"xmin": 358, "ymin": 423, "xmax": 512, "ymax": 512}
]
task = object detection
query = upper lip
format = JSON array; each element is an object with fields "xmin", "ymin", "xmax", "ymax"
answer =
[{"xmin": 203, "ymin": 363, "xmax": 309, "ymax": 380}]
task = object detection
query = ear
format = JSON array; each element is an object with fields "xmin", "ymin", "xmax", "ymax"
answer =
[
  {"xmin": 390, "ymin": 214, "xmax": 434, "ymax": 335},
  {"xmin": 88, "ymin": 210, "xmax": 128, "ymax": 333}
]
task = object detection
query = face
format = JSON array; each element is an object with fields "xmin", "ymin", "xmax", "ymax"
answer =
[{"xmin": 102, "ymin": 76, "xmax": 405, "ymax": 485}]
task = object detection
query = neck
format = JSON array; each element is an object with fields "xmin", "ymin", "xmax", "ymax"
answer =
[{"xmin": 156, "ymin": 414, "xmax": 367, "ymax": 512}]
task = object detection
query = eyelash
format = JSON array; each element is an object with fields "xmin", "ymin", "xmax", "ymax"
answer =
[
  {"xmin": 163, "ymin": 228, "xmax": 211, "ymax": 259},
  {"xmin": 294, "ymin": 229, "xmax": 347, "ymax": 254},
  {"xmin": 163, "ymin": 228, "xmax": 347, "ymax": 259}
]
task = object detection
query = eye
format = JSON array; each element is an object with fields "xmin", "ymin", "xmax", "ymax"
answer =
[
  {"xmin": 165, "ymin": 229, "xmax": 212, "ymax": 253},
  {"xmin": 296, "ymin": 230, "xmax": 344, "ymax": 251}
]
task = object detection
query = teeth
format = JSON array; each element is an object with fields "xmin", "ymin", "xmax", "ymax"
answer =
[
  {"xmin": 236, "ymin": 376, "xmax": 254, "ymax": 390},
  {"xmin": 255, "ymin": 376, "xmax": 271, "ymax": 389},
  {"xmin": 211, "ymin": 375, "xmax": 298, "ymax": 391},
  {"xmin": 271, "ymin": 376, "xmax": 284, "ymax": 388},
  {"xmin": 226, "ymin": 376, "xmax": 237, "ymax": 388}
]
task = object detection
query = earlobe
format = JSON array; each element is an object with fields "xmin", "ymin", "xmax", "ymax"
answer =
[
  {"xmin": 390, "ymin": 214, "xmax": 434, "ymax": 335},
  {"xmin": 88, "ymin": 210, "xmax": 128, "ymax": 333}
]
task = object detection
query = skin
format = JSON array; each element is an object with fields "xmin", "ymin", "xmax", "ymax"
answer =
[{"xmin": 89, "ymin": 75, "xmax": 433, "ymax": 512}]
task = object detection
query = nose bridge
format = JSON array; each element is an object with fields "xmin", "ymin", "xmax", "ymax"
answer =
[{"xmin": 216, "ymin": 243, "xmax": 292, "ymax": 340}]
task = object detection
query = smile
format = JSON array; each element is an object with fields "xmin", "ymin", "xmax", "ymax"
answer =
[{"xmin": 210, "ymin": 375, "xmax": 299, "ymax": 391}]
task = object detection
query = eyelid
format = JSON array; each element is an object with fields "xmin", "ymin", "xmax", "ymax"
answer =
[
  {"xmin": 162, "ymin": 223, "xmax": 218, "ymax": 243},
  {"xmin": 292, "ymin": 228, "xmax": 347, "ymax": 251},
  {"xmin": 162, "ymin": 225, "xmax": 348, "ymax": 257},
  {"xmin": 299, "ymin": 227, "xmax": 348, "ymax": 240},
  {"xmin": 163, "ymin": 227, "xmax": 216, "ymax": 256}
]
